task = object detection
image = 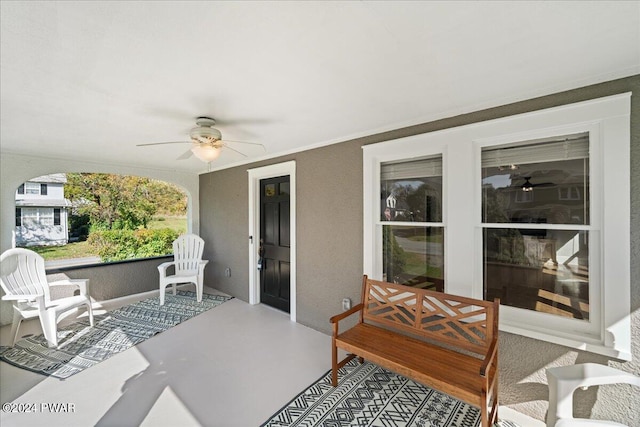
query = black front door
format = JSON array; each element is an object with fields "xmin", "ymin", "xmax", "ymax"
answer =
[{"xmin": 259, "ymin": 175, "xmax": 290, "ymax": 312}]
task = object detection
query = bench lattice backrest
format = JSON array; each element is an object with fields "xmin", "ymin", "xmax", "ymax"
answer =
[{"xmin": 362, "ymin": 278, "xmax": 497, "ymax": 355}]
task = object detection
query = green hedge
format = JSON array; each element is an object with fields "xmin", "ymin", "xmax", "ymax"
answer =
[{"xmin": 87, "ymin": 228, "xmax": 179, "ymax": 262}]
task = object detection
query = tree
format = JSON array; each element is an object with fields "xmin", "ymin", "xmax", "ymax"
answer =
[
  {"xmin": 146, "ymin": 179, "xmax": 188, "ymax": 216},
  {"xmin": 383, "ymin": 226, "xmax": 407, "ymax": 283},
  {"xmin": 65, "ymin": 173, "xmax": 184, "ymax": 230}
]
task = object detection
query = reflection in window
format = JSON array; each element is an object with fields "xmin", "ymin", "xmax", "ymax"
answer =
[
  {"xmin": 481, "ymin": 133, "xmax": 589, "ymax": 225},
  {"xmin": 558, "ymin": 187, "xmax": 581, "ymax": 201},
  {"xmin": 383, "ymin": 225, "xmax": 444, "ymax": 291},
  {"xmin": 264, "ymin": 183, "xmax": 276, "ymax": 197},
  {"xmin": 483, "ymin": 228, "xmax": 589, "ymax": 319},
  {"xmin": 381, "ymin": 157, "xmax": 442, "ymax": 222},
  {"xmin": 279, "ymin": 182, "xmax": 290, "ymax": 195},
  {"xmin": 481, "ymin": 133, "xmax": 590, "ymax": 320}
]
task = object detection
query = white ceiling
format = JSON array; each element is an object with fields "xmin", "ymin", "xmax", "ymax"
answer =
[{"xmin": 1, "ymin": 1, "xmax": 639, "ymax": 174}]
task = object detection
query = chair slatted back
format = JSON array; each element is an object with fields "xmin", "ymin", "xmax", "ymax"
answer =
[
  {"xmin": 363, "ymin": 277, "xmax": 498, "ymax": 356},
  {"xmin": 173, "ymin": 234, "xmax": 205, "ymax": 274},
  {"xmin": 0, "ymin": 248, "xmax": 51, "ymax": 301}
]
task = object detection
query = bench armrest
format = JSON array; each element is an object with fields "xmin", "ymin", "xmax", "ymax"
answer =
[
  {"xmin": 330, "ymin": 303, "xmax": 364, "ymax": 324},
  {"xmin": 480, "ymin": 336, "xmax": 498, "ymax": 376},
  {"xmin": 330, "ymin": 303, "xmax": 364, "ymax": 337}
]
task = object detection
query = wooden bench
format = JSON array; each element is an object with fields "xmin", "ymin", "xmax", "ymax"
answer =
[{"xmin": 330, "ymin": 275, "xmax": 499, "ymax": 427}]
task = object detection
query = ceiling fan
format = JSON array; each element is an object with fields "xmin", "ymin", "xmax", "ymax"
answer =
[
  {"xmin": 518, "ymin": 176, "xmax": 555, "ymax": 192},
  {"xmin": 137, "ymin": 117, "xmax": 265, "ymax": 162}
]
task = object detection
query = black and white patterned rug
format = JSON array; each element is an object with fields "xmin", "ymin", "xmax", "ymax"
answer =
[
  {"xmin": 262, "ymin": 359, "xmax": 518, "ymax": 427},
  {"xmin": 0, "ymin": 290, "xmax": 232, "ymax": 379}
]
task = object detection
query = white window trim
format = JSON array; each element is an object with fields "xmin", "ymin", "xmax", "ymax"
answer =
[{"xmin": 363, "ymin": 93, "xmax": 631, "ymax": 360}]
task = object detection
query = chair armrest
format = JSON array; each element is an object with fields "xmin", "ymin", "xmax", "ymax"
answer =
[
  {"xmin": 157, "ymin": 261, "xmax": 175, "ymax": 277},
  {"xmin": 3, "ymin": 293, "xmax": 46, "ymax": 311},
  {"xmin": 198, "ymin": 260, "xmax": 209, "ymax": 272},
  {"xmin": 49, "ymin": 279, "xmax": 90, "ymax": 296},
  {"xmin": 480, "ymin": 336, "xmax": 498, "ymax": 376},
  {"xmin": 2, "ymin": 293, "xmax": 43, "ymax": 302}
]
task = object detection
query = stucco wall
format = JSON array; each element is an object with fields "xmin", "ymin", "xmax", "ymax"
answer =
[
  {"xmin": 199, "ymin": 75, "xmax": 639, "ymax": 424},
  {"xmin": 45, "ymin": 257, "xmax": 170, "ymax": 302}
]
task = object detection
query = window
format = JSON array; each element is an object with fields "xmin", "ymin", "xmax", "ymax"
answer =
[
  {"xmin": 20, "ymin": 208, "xmax": 54, "ymax": 226},
  {"xmin": 15, "ymin": 208, "xmax": 21, "ymax": 226},
  {"xmin": 380, "ymin": 156, "xmax": 444, "ymax": 290},
  {"xmin": 19, "ymin": 182, "xmax": 48, "ymax": 195},
  {"xmin": 558, "ymin": 187, "xmax": 581, "ymax": 201},
  {"xmin": 25, "ymin": 182, "xmax": 41, "ymax": 195},
  {"xmin": 481, "ymin": 133, "xmax": 590, "ymax": 321},
  {"xmin": 515, "ymin": 190, "xmax": 534, "ymax": 203},
  {"xmin": 363, "ymin": 93, "xmax": 631, "ymax": 360}
]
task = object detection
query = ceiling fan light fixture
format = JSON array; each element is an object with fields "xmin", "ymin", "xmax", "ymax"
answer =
[
  {"xmin": 191, "ymin": 144, "xmax": 221, "ymax": 162},
  {"xmin": 137, "ymin": 116, "xmax": 262, "ymax": 163},
  {"xmin": 522, "ymin": 178, "xmax": 534, "ymax": 192}
]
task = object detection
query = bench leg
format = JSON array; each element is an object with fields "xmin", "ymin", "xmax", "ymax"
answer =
[
  {"xmin": 481, "ymin": 389, "xmax": 488, "ymax": 427},
  {"xmin": 480, "ymin": 387, "xmax": 498, "ymax": 427},
  {"xmin": 331, "ymin": 349, "xmax": 358, "ymax": 387},
  {"xmin": 331, "ymin": 339, "xmax": 338, "ymax": 387}
]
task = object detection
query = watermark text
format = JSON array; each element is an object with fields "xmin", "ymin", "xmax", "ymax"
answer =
[{"xmin": 2, "ymin": 402, "xmax": 76, "ymax": 413}]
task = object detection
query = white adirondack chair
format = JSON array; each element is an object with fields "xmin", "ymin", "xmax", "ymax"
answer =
[
  {"xmin": 158, "ymin": 234, "xmax": 209, "ymax": 305},
  {"xmin": 0, "ymin": 248, "xmax": 94, "ymax": 348},
  {"xmin": 547, "ymin": 363, "xmax": 640, "ymax": 427}
]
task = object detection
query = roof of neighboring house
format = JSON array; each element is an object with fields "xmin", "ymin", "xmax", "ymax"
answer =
[
  {"xmin": 28, "ymin": 173, "xmax": 67, "ymax": 184},
  {"xmin": 16, "ymin": 199, "xmax": 72, "ymax": 208}
]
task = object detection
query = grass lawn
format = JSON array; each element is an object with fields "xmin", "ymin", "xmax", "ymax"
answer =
[
  {"xmin": 148, "ymin": 216, "xmax": 187, "ymax": 233},
  {"xmin": 403, "ymin": 252, "xmax": 442, "ymax": 278},
  {"xmin": 28, "ymin": 241, "xmax": 97, "ymax": 260},
  {"xmin": 27, "ymin": 216, "xmax": 187, "ymax": 261}
]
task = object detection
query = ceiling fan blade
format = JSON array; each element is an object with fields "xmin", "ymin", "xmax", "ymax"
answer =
[
  {"xmin": 221, "ymin": 143, "xmax": 248, "ymax": 157},
  {"xmin": 136, "ymin": 141, "xmax": 191, "ymax": 147},
  {"xmin": 223, "ymin": 139, "xmax": 266, "ymax": 151},
  {"xmin": 176, "ymin": 149, "xmax": 194, "ymax": 160}
]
